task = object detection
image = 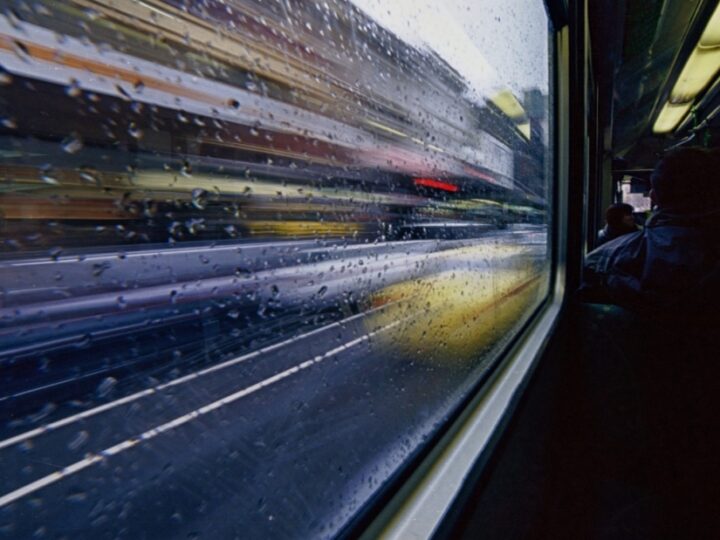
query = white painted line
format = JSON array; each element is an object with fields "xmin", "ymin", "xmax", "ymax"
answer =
[
  {"xmin": 0, "ymin": 318, "xmax": 403, "ymax": 508},
  {"xmin": 0, "ymin": 455, "xmax": 103, "ymax": 508},
  {"xmin": 0, "ymin": 389, "xmax": 156, "ymax": 451},
  {"xmin": 0, "ymin": 304, "xmax": 394, "ymax": 451}
]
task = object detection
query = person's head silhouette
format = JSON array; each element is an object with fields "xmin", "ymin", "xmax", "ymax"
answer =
[{"xmin": 650, "ymin": 147, "xmax": 720, "ymax": 214}]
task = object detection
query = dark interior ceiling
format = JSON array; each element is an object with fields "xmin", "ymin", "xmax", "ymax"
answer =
[{"xmin": 590, "ymin": 0, "xmax": 720, "ymax": 168}]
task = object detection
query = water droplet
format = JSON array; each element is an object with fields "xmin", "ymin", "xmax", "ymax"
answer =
[
  {"xmin": 83, "ymin": 8, "xmax": 101, "ymax": 20},
  {"xmin": 96, "ymin": 376, "xmax": 117, "ymax": 398},
  {"xmin": 128, "ymin": 122, "xmax": 143, "ymax": 139},
  {"xmin": 61, "ymin": 134, "xmax": 83, "ymax": 154},
  {"xmin": 29, "ymin": 402, "xmax": 57, "ymax": 423},
  {"xmin": 116, "ymin": 296, "xmax": 127, "ymax": 309},
  {"xmin": 116, "ymin": 84, "xmax": 131, "ymax": 100},
  {"xmin": 67, "ymin": 430, "xmax": 89, "ymax": 451},
  {"xmin": 191, "ymin": 188, "xmax": 207, "ymax": 210},
  {"xmin": 317, "ymin": 285, "xmax": 328, "ymax": 297},
  {"xmin": 66, "ymin": 489, "xmax": 87, "ymax": 503},
  {"xmin": 0, "ymin": 68, "xmax": 13, "ymax": 86},
  {"xmin": 185, "ymin": 218, "xmax": 205, "ymax": 235},
  {"xmin": 227, "ymin": 310, "xmax": 240, "ymax": 319},
  {"xmin": 18, "ymin": 439, "xmax": 33, "ymax": 453},
  {"xmin": 13, "ymin": 40, "xmax": 31, "ymax": 61},
  {"xmin": 168, "ymin": 221, "xmax": 182, "ymax": 236},
  {"xmin": 65, "ymin": 78, "xmax": 81, "ymax": 98},
  {"xmin": 92, "ymin": 261, "xmax": 111, "ymax": 277},
  {"xmin": 79, "ymin": 168, "xmax": 100, "ymax": 185},
  {"xmin": 40, "ymin": 164, "xmax": 59, "ymax": 185}
]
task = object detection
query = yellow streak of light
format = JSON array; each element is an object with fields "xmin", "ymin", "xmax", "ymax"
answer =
[
  {"xmin": 363, "ymin": 119, "xmax": 409, "ymax": 138},
  {"xmin": 247, "ymin": 220, "xmax": 362, "ymax": 237},
  {"xmin": 365, "ymin": 245, "xmax": 541, "ymax": 364}
]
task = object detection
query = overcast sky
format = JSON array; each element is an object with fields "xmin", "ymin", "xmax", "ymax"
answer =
[{"xmin": 350, "ymin": 0, "xmax": 549, "ymax": 103}]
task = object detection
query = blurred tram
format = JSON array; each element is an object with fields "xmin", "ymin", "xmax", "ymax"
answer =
[{"xmin": 0, "ymin": 0, "xmax": 544, "ymax": 251}]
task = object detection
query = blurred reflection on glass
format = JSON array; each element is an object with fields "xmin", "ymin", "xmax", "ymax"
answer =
[{"xmin": 0, "ymin": 0, "xmax": 552, "ymax": 538}]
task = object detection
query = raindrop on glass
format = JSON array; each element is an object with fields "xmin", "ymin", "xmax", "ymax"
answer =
[
  {"xmin": 80, "ymin": 168, "xmax": 100, "ymax": 185},
  {"xmin": 191, "ymin": 188, "xmax": 207, "ymax": 210},
  {"xmin": 40, "ymin": 165, "xmax": 59, "ymax": 185},
  {"xmin": 96, "ymin": 376, "xmax": 117, "ymax": 398},
  {"xmin": 66, "ymin": 78, "xmax": 82, "ymax": 98},
  {"xmin": 128, "ymin": 122, "xmax": 143, "ymax": 139},
  {"xmin": 0, "ymin": 68, "xmax": 13, "ymax": 86},
  {"xmin": 67, "ymin": 430, "xmax": 89, "ymax": 451},
  {"xmin": 66, "ymin": 489, "xmax": 87, "ymax": 503},
  {"xmin": 61, "ymin": 134, "xmax": 83, "ymax": 154}
]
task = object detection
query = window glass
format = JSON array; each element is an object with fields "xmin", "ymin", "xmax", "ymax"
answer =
[{"xmin": 0, "ymin": 1, "xmax": 552, "ymax": 537}]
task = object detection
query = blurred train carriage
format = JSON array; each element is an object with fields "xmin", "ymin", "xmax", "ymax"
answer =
[{"xmin": 0, "ymin": 0, "xmax": 545, "ymax": 251}]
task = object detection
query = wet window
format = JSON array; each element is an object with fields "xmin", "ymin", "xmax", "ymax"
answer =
[{"xmin": 0, "ymin": 0, "xmax": 553, "ymax": 537}]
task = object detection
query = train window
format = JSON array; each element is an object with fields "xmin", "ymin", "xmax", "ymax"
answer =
[{"xmin": 0, "ymin": 0, "xmax": 553, "ymax": 537}]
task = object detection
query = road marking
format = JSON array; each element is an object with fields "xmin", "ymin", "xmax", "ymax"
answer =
[
  {"xmin": 0, "ymin": 303, "xmax": 397, "ymax": 451},
  {"xmin": 0, "ymin": 306, "xmax": 383, "ymax": 450},
  {"xmin": 0, "ymin": 455, "xmax": 105, "ymax": 509},
  {"xmin": 0, "ymin": 318, "xmax": 403, "ymax": 508}
]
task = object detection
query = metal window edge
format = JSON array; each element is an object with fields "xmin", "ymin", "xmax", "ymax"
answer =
[
  {"xmin": 360, "ymin": 22, "xmax": 570, "ymax": 540},
  {"xmin": 359, "ymin": 295, "xmax": 563, "ymax": 540}
]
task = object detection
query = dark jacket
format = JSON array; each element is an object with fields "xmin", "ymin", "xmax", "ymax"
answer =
[
  {"xmin": 581, "ymin": 209, "xmax": 720, "ymax": 316},
  {"xmin": 596, "ymin": 223, "xmax": 640, "ymax": 246}
]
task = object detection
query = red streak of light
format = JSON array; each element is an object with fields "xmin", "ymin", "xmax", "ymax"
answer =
[{"xmin": 413, "ymin": 178, "xmax": 459, "ymax": 192}]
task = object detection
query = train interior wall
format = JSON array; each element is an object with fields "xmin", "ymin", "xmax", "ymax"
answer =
[{"xmin": 435, "ymin": 297, "xmax": 720, "ymax": 539}]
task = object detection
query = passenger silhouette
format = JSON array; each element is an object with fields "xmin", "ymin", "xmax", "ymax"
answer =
[
  {"xmin": 581, "ymin": 146, "xmax": 720, "ymax": 315},
  {"xmin": 596, "ymin": 202, "xmax": 639, "ymax": 246}
]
